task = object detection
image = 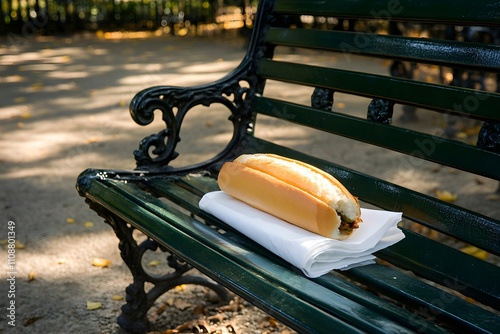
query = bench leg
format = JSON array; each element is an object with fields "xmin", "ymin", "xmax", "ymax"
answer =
[{"xmin": 90, "ymin": 205, "xmax": 231, "ymax": 334}]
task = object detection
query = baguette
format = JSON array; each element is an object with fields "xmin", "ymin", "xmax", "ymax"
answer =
[{"xmin": 218, "ymin": 154, "xmax": 362, "ymax": 239}]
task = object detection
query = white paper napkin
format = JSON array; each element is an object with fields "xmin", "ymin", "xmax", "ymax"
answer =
[{"xmin": 199, "ymin": 191, "xmax": 405, "ymax": 278}]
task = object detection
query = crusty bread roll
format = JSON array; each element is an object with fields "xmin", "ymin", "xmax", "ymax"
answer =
[{"xmin": 218, "ymin": 154, "xmax": 362, "ymax": 239}]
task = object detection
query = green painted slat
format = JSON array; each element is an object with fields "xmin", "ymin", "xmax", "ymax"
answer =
[
  {"xmin": 258, "ymin": 59, "xmax": 500, "ymax": 121},
  {"xmin": 148, "ymin": 177, "xmax": 500, "ymax": 332},
  {"xmin": 274, "ymin": 0, "xmax": 500, "ymax": 26},
  {"xmin": 377, "ymin": 230, "xmax": 500, "ymax": 309},
  {"xmin": 341, "ymin": 264, "xmax": 500, "ymax": 334},
  {"xmin": 240, "ymin": 137, "xmax": 500, "ymax": 256},
  {"xmin": 82, "ymin": 175, "xmax": 410, "ymax": 334},
  {"xmin": 266, "ymin": 28, "xmax": 500, "ymax": 70},
  {"xmin": 252, "ymin": 96, "xmax": 500, "ymax": 181}
]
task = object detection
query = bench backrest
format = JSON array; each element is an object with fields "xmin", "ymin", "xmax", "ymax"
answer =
[{"xmin": 236, "ymin": 0, "xmax": 500, "ymax": 309}]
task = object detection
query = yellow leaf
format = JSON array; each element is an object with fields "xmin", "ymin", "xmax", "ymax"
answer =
[
  {"xmin": 15, "ymin": 241, "xmax": 25, "ymax": 249},
  {"xmin": 461, "ymin": 245, "xmax": 489, "ymax": 260},
  {"xmin": 174, "ymin": 284, "xmax": 186, "ymax": 292},
  {"xmin": 32, "ymin": 82, "xmax": 43, "ymax": 91},
  {"xmin": 148, "ymin": 260, "xmax": 161, "ymax": 267},
  {"xmin": 66, "ymin": 218, "xmax": 75, "ymax": 223},
  {"xmin": 20, "ymin": 112, "xmax": 31, "ymax": 119},
  {"xmin": 84, "ymin": 136, "xmax": 100, "ymax": 144},
  {"xmin": 92, "ymin": 258, "xmax": 111, "ymax": 268},
  {"xmin": 111, "ymin": 295, "xmax": 124, "ymax": 301},
  {"xmin": 0, "ymin": 239, "xmax": 8, "ymax": 246},
  {"xmin": 435, "ymin": 190, "xmax": 457, "ymax": 202},
  {"xmin": 83, "ymin": 221, "xmax": 94, "ymax": 228},
  {"xmin": 464, "ymin": 125, "xmax": 481, "ymax": 136},
  {"xmin": 86, "ymin": 301, "xmax": 102, "ymax": 310},
  {"xmin": 485, "ymin": 194, "xmax": 499, "ymax": 201},
  {"xmin": 28, "ymin": 271, "xmax": 36, "ymax": 281}
]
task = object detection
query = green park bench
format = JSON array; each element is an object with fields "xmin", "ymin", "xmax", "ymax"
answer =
[{"xmin": 77, "ymin": 0, "xmax": 500, "ymax": 332}]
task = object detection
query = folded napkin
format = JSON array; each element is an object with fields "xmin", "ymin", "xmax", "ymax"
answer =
[{"xmin": 199, "ymin": 191, "xmax": 405, "ymax": 278}]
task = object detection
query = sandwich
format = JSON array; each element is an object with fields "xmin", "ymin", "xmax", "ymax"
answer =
[{"xmin": 218, "ymin": 154, "xmax": 362, "ymax": 239}]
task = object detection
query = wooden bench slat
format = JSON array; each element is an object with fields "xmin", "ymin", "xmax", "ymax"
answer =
[
  {"xmin": 258, "ymin": 59, "xmax": 500, "ymax": 121},
  {"xmin": 274, "ymin": 0, "xmax": 500, "ymax": 26},
  {"xmin": 253, "ymin": 97, "xmax": 500, "ymax": 181},
  {"xmin": 266, "ymin": 28, "xmax": 500, "ymax": 70}
]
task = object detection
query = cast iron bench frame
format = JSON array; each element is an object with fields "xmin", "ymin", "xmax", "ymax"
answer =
[{"xmin": 77, "ymin": 0, "xmax": 500, "ymax": 333}]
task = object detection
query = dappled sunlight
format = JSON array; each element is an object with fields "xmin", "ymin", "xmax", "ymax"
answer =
[
  {"xmin": 118, "ymin": 71, "xmax": 233, "ymax": 87},
  {"xmin": 15, "ymin": 230, "xmax": 122, "ymax": 280},
  {"xmin": 0, "ymin": 44, "xmax": 250, "ymax": 179},
  {"xmin": 180, "ymin": 59, "xmax": 241, "ymax": 74},
  {"xmin": 45, "ymin": 71, "xmax": 89, "ymax": 79}
]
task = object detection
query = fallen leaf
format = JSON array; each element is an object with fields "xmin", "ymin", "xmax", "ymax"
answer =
[
  {"xmin": 32, "ymin": 82, "xmax": 43, "ymax": 91},
  {"xmin": 83, "ymin": 221, "xmax": 94, "ymax": 228},
  {"xmin": 20, "ymin": 111, "xmax": 31, "ymax": 119},
  {"xmin": 28, "ymin": 271, "xmax": 36, "ymax": 281},
  {"xmin": 92, "ymin": 258, "xmax": 111, "ymax": 267},
  {"xmin": 148, "ymin": 260, "xmax": 161, "ymax": 267},
  {"xmin": 435, "ymin": 190, "xmax": 457, "ymax": 202},
  {"xmin": 464, "ymin": 125, "xmax": 481, "ymax": 136},
  {"xmin": 84, "ymin": 136, "xmax": 100, "ymax": 144},
  {"xmin": 15, "ymin": 241, "xmax": 25, "ymax": 249},
  {"xmin": 485, "ymin": 194, "xmax": 499, "ymax": 201},
  {"xmin": 23, "ymin": 316, "xmax": 42, "ymax": 326},
  {"xmin": 86, "ymin": 301, "xmax": 102, "ymax": 310},
  {"xmin": 111, "ymin": 294, "xmax": 124, "ymax": 301},
  {"xmin": 461, "ymin": 245, "xmax": 489, "ymax": 260},
  {"xmin": 66, "ymin": 218, "xmax": 75, "ymax": 223}
]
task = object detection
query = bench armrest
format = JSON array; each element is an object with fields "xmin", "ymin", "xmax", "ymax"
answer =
[{"xmin": 129, "ymin": 60, "xmax": 259, "ymax": 174}]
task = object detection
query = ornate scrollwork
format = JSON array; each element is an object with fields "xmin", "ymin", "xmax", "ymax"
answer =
[
  {"xmin": 477, "ymin": 120, "xmax": 500, "ymax": 153},
  {"xmin": 127, "ymin": 0, "xmax": 275, "ymax": 173},
  {"xmin": 367, "ymin": 98, "xmax": 394, "ymax": 124},
  {"xmin": 84, "ymin": 205, "xmax": 231, "ymax": 333}
]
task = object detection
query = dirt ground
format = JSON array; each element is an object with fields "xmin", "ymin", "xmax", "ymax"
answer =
[{"xmin": 0, "ymin": 30, "xmax": 498, "ymax": 334}]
